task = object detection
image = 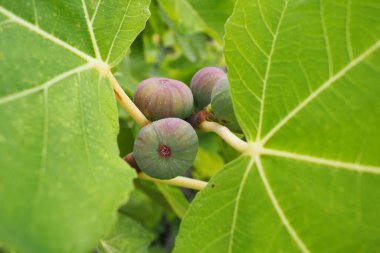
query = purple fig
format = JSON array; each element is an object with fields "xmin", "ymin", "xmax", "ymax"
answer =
[
  {"xmin": 190, "ymin": 67, "xmax": 226, "ymax": 109},
  {"xmin": 133, "ymin": 118, "xmax": 198, "ymax": 179},
  {"xmin": 134, "ymin": 77, "xmax": 194, "ymax": 120},
  {"xmin": 211, "ymin": 77, "xmax": 241, "ymax": 132}
]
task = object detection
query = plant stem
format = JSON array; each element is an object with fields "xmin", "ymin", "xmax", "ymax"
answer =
[
  {"xmin": 200, "ymin": 121, "xmax": 248, "ymax": 153},
  {"xmin": 106, "ymin": 71, "xmax": 149, "ymax": 126},
  {"xmin": 138, "ymin": 172, "xmax": 207, "ymax": 191}
]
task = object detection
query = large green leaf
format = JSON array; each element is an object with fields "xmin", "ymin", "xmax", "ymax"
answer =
[
  {"xmin": 175, "ymin": 0, "xmax": 380, "ymax": 252},
  {"xmin": 0, "ymin": 1, "xmax": 150, "ymax": 252}
]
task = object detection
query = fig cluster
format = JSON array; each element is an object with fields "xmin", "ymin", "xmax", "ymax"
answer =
[
  {"xmin": 191, "ymin": 67, "xmax": 241, "ymax": 132},
  {"xmin": 131, "ymin": 67, "xmax": 241, "ymax": 179}
]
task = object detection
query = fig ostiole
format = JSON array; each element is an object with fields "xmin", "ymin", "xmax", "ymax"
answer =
[
  {"xmin": 211, "ymin": 77, "xmax": 242, "ymax": 132},
  {"xmin": 190, "ymin": 67, "xmax": 226, "ymax": 109},
  {"xmin": 133, "ymin": 118, "xmax": 199, "ymax": 180},
  {"xmin": 133, "ymin": 77, "xmax": 194, "ymax": 121}
]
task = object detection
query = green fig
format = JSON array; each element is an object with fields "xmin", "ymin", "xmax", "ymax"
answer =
[
  {"xmin": 190, "ymin": 67, "xmax": 226, "ymax": 109},
  {"xmin": 134, "ymin": 77, "xmax": 194, "ymax": 120},
  {"xmin": 133, "ymin": 118, "xmax": 198, "ymax": 179},
  {"xmin": 211, "ymin": 77, "xmax": 241, "ymax": 132}
]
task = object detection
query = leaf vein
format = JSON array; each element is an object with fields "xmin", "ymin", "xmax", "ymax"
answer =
[
  {"xmin": 261, "ymin": 40, "xmax": 380, "ymax": 144},
  {"xmin": 261, "ymin": 148, "xmax": 380, "ymax": 174},
  {"xmin": 256, "ymin": 0, "xmax": 288, "ymax": 141},
  {"xmin": 227, "ymin": 158, "xmax": 255, "ymax": 253},
  {"xmin": 0, "ymin": 64, "xmax": 94, "ymax": 106},
  {"xmin": 0, "ymin": 6, "xmax": 94, "ymax": 62},
  {"xmin": 320, "ymin": 0, "xmax": 333, "ymax": 77},
  {"xmin": 257, "ymin": 0, "xmax": 274, "ymax": 36},
  {"xmin": 256, "ymin": 157, "xmax": 311, "ymax": 253},
  {"xmin": 81, "ymin": 0, "xmax": 102, "ymax": 60},
  {"xmin": 105, "ymin": 0, "xmax": 132, "ymax": 64},
  {"xmin": 31, "ymin": 0, "xmax": 38, "ymax": 26},
  {"xmin": 91, "ymin": 0, "xmax": 102, "ymax": 24},
  {"xmin": 346, "ymin": 0, "xmax": 354, "ymax": 60},
  {"xmin": 32, "ymin": 88, "xmax": 49, "ymax": 216},
  {"xmin": 227, "ymin": 39, "xmax": 264, "ymax": 80},
  {"xmin": 0, "ymin": 19, "xmax": 12, "ymax": 26}
]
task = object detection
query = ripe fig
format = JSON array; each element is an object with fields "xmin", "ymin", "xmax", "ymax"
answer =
[
  {"xmin": 134, "ymin": 77, "xmax": 194, "ymax": 121},
  {"xmin": 133, "ymin": 118, "xmax": 198, "ymax": 179},
  {"xmin": 211, "ymin": 77, "xmax": 241, "ymax": 132},
  {"xmin": 190, "ymin": 67, "xmax": 226, "ymax": 109}
]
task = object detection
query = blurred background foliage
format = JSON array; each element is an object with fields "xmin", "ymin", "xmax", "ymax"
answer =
[{"xmin": 104, "ymin": 0, "xmax": 237, "ymax": 252}]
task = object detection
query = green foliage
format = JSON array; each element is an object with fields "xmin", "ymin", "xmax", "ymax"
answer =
[
  {"xmin": 1, "ymin": 0, "xmax": 379, "ymax": 252},
  {"xmin": 0, "ymin": 1, "xmax": 150, "ymax": 252},
  {"xmin": 98, "ymin": 215, "xmax": 155, "ymax": 253},
  {"xmin": 155, "ymin": 184, "xmax": 190, "ymax": 219},
  {"xmin": 156, "ymin": 0, "xmax": 234, "ymax": 43},
  {"xmin": 135, "ymin": 180, "xmax": 190, "ymax": 219},
  {"xmin": 175, "ymin": 0, "xmax": 380, "ymax": 252},
  {"xmin": 119, "ymin": 189, "xmax": 163, "ymax": 230}
]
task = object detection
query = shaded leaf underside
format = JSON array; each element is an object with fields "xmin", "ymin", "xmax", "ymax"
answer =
[
  {"xmin": 175, "ymin": 0, "xmax": 380, "ymax": 252},
  {"xmin": 98, "ymin": 215, "xmax": 155, "ymax": 253}
]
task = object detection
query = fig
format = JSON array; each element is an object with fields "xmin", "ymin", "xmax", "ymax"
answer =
[
  {"xmin": 133, "ymin": 118, "xmax": 198, "ymax": 179},
  {"xmin": 190, "ymin": 67, "xmax": 226, "ymax": 109},
  {"xmin": 134, "ymin": 77, "xmax": 194, "ymax": 120},
  {"xmin": 211, "ymin": 77, "xmax": 241, "ymax": 132}
]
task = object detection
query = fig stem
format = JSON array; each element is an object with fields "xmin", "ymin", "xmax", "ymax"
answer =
[
  {"xmin": 123, "ymin": 153, "xmax": 207, "ymax": 191},
  {"xmin": 106, "ymin": 71, "xmax": 150, "ymax": 126},
  {"xmin": 186, "ymin": 109, "xmax": 210, "ymax": 128},
  {"xmin": 138, "ymin": 172, "xmax": 207, "ymax": 191},
  {"xmin": 200, "ymin": 121, "xmax": 248, "ymax": 153}
]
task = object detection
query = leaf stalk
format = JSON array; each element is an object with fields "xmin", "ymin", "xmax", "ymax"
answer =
[
  {"xmin": 106, "ymin": 72, "xmax": 150, "ymax": 126},
  {"xmin": 138, "ymin": 172, "xmax": 207, "ymax": 191},
  {"xmin": 200, "ymin": 121, "xmax": 248, "ymax": 153}
]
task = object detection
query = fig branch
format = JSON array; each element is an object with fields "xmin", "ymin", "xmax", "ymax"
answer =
[
  {"xmin": 186, "ymin": 110, "xmax": 247, "ymax": 153},
  {"xmin": 106, "ymin": 72, "xmax": 207, "ymax": 190},
  {"xmin": 200, "ymin": 121, "xmax": 248, "ymax": 153},
  {"xmin": 138, "ymin": 172, "xmax": 207, "ymax": 191},
  {"xmin": 106, "ymin": 71, "xmax": 150, "ymax": 126},
  {"xmin": 109, "ymin": 66, "xmax": 248, "ymax": 191},
  {"xmin": 124, "ymin": 153, "xmax": 207, "ymax": 191}
]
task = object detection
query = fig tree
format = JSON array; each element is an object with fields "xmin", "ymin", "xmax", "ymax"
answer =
[
  {"xmin": 190, "ymin": 67, "xmax": 226, "ymax": 109},
  {"xmin": 211, "ymin": 77, "xmax": 241, "ymax": 132},
  {"xmin": 133, "ymin": 118, "xmax": 199, "ymax": 179},
  {"xmin": 134, "ymin": 77, "xmax": 194, "ymax": 120}
]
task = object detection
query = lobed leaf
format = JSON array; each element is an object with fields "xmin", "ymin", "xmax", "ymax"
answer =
[
  {"xmin": 175, "ymin": 0, "xmax": 380, "ymax": 252},
  {"xmin": 0, "ymin": 0, "xmax": 150, "ymax": 252}
]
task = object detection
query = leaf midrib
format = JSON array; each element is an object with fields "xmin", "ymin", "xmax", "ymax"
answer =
[
  {"xmin": 256, "ymin": 157, "xmax": 311, "ymax": 253},
  {"xmin": 81, "ymin": 0, "xmax": 102, "ymax": 60},
  {"xmin": 0, "ymin": 64, "xmax": 94, "ymax": 105},
  {"xmin": 261, "ymin": 40, "xmax": 380, "ymax": 144},
  {"xmin": 0, "ymin": 5, "xmax": 99, "ymax": 65},
  {"xmin": 255, "ymin": 0, "xmax": 289, "ymax": 142}
]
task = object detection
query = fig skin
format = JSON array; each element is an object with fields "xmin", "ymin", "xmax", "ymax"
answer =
[
  {"xmin": 190, "ymin": 67, "xmax": 226, "ymax": 109},
  {"xmin": 134, "ymin": 77, "xmax": 194, "ymax": 121},
  {"xmin": 133, "ymin": 118, "xmax": 199, "ymax": 179},
  {"xmin": 211, "ymin": 77, "xmax": 241, "ymax": 132}
]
